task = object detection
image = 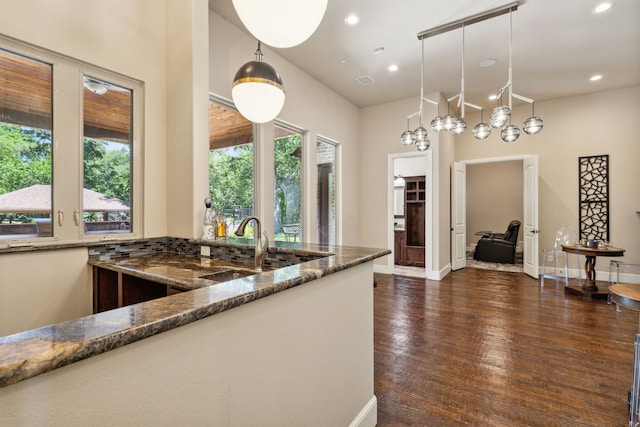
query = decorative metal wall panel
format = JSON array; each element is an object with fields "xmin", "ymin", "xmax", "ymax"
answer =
[{"xmin": 578, "ymin": 154, "xmax": 609, "ymax": 242}]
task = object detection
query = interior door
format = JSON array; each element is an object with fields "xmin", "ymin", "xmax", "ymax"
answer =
[
  {"xmin": 451, "ymin": 162, "xmax": 466, "ymax": 270},
  {"xmin": 523, "ymin": 155, "xmax": 539, "ymax": 278}
]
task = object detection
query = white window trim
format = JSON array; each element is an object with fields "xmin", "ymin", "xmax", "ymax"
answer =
[{"xmin": 0, "ymin": 35, "xmax": 143, "ymax": 247}]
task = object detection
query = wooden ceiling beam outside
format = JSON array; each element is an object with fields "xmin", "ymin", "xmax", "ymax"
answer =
[{"xmin": 2, "ymin": 49, "xmax": 256, "ymax": 148}]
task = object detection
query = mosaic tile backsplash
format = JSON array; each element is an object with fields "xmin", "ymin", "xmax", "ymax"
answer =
[{"xmin": 88, "ymin": 237, "xmax": 327, "ymax": 269}]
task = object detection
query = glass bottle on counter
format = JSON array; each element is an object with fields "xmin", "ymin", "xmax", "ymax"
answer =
[{"xmin": 202, "ymin": 197, "xmax": 215, "ymax": 239}]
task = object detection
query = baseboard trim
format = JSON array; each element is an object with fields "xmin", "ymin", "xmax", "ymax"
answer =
[{"xmin": 349, "ymin": 395, "xmax": 377, "ymax": 427}]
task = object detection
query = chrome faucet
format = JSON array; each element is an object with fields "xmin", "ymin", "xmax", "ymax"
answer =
[{"xmin": 234, "ymin": 216, "xmax": 269, "ymax": 272}]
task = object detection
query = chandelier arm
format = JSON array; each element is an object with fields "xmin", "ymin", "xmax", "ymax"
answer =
[
  {"xmin": 422, "ymin": 97, "xmax": 439, "ymax": 106},
  {"xmin": 447, "ymin": 93, "xmax": 462, "ymax": 103},
  {"xmin": 463, "ymin": 101, "xmax": 482, "ymax": 110},
  {"xmin": 511, "ymin": 93, "xmax": 534, "ymax": 104}
]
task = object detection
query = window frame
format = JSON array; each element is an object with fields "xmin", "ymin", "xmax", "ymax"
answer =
[
  {"xmin": 273, "ymin": 120, "xmax": 305, "ymax": 243},
  {"xmin": 0, "ymin": 36, "xmax": 143, "ymax": 246}
]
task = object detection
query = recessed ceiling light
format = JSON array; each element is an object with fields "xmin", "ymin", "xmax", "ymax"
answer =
[
  {"xmin": 344, "ymin": 14, "xmax": 359, "ymax": 25},
  {"xmin": 372, "ymin": 47, "xmax": 385, "ymax": 56},
  {"xmin": 388, "ymin": 64, "xmax": 399, "ymax": 72},
  {"xmin": 479, "ymin": 58, "xmax": 497, "ymax": 68},
  {"xmin": 592, "ymin": 2, "xmax": 614, "ymax": 14},
  {"xmin": 488, "ymin": 94, "xmax": 498, "ymax": 100},
  {"xmin": 340, "ymin": 58, "xmax": 347, "ymax": 64},
  {"xmin": 590, "ymin": 74, "xmax": 603, "ymax": 81}
]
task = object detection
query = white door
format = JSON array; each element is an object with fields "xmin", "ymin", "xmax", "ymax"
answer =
[
  {"xmin": 451, "ymin": 162, "xmax": 466, "ymax": 270},
  {"xmin": 523, "ymin": 155, "xmax": 540, "ymax": 278}
]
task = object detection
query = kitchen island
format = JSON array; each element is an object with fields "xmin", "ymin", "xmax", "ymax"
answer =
[{"xmin": 0, "ymin": 239, "xmax": 389, "ymax": 426}]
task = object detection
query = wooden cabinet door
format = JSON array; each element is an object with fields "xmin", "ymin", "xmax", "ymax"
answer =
[
  {"xmin": 394, "ymin": 230, "xmax": 406, "ymax": 265},
  {"xmin": 93, "ymin": 267, "xmax": 119, "ymax": 313}
]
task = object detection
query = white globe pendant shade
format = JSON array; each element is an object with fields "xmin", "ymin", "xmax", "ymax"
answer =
[
  {"xmin": 232, "ymin": 0, "xmax": 328, "ymax": 48},
  {"xmin": 232, "ymin": 45, "xmax": 285, "ymax": 124},
  {"xmin": 232, "ymin": 81, "xmax": 285, "ymax": 124}
]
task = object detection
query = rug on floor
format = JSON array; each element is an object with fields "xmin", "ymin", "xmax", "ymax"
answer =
[{"xmin": 466, "ymin": 251, "xmax": 524, "ymax": 273}]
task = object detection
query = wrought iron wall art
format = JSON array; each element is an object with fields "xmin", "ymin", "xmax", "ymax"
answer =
[{"xmin": 578, "ymin": 154, "xmax": 609, "ymax": 242}]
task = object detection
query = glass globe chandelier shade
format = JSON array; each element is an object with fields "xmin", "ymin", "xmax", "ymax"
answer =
[
  {"xmin": 413, "ymin": 125, "xmax": 428, "ymax": 143},
  {"xmin": 501, "ymin": 124, "xmax": 520, "ymax": 142},
  {"xmin": 416, "ymin": 137, "xmax": 431, "ymax": 151},
  {"xmin": 452, "ymin": 118, "xmax": 467, "ymax": 135},
  {"xmin": 232, "ymin": 0, "xmax": 328, "ymax": 48},
  {"xmin": 523, "ymin": 116, "xmax": 544, "ymax": 135},
  {"xmin": 232, "ymin": 44, "xmax": 285, "ymax": 124},
  {"xmin": 430, "ymin": 116, "xmax": 444, "ymax": 132},
  {"xmin": 442, "ymin": 114, "xmax": 457, "ymax": 131},
  {"xmin": 490, "ymin": 105, "xmax": 511, "ymax": 128},
  {"xmin": 473, "ymin": 122, "xmax": 491, "ymax": 140},
  {"xmin": 401, "ymin": 130, "xmax": 416, "ymax": 146}
]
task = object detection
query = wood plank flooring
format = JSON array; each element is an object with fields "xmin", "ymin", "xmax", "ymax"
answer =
[{"xmin": 374, "ymin": 268, "xmax": 638, "ymax": 426}]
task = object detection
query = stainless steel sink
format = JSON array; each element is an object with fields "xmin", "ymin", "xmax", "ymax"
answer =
[{"xmin": 199, "ymin": 269, "xmax": 257, "ymax": 283}]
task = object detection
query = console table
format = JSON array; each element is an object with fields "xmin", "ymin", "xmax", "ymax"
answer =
[{"xmin": 562, "ymin": 244, "xmax": 625, "ymax": 299}]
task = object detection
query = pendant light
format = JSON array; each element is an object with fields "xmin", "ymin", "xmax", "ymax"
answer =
[
  {"xmin": 472, "ymin": 110, "xmax": 491, "ymax": 140},
  {"xmin": 232, "ymin": 0, "xmax": 328, "ymax": 48},
  {"xmin": 451, "ymin": 24, "xmax": 467, "ymax": 136},
  {"xmin": 399, "ymin": 38, "xmax": 431, "ymax": 151},
  {"xmin": 523, "ymin": 103, "xmax": 544, "ymax": 135},
  {"xmin": 501, "ymin": 121, "xmax": 521, "ymax": 142},
  {"xmin": 232, "ymin": 42, "xmax": 285, "ymax": 124}
]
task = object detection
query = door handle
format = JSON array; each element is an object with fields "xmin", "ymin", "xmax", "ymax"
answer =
[
  {"xmin": 74, "ymin": 210, "xmax": 80, "ymax": 226},
  {"xmin": 58, "ymin": 209, "xmax": 64, "ymax": 226}
]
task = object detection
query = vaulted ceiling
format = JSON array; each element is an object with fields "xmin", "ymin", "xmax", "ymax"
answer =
[{"xmin": 210, "ymin": 0, "xmax": 640, "ymax": 110}]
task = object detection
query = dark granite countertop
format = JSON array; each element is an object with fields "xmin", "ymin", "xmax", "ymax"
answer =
[
  {"xmin": 0, "ymin": 243, "xmax": 390, "ymax": 388},
  {"xmin": 88, "ymin": 253, "xmax": 266, "ymax": 291}
]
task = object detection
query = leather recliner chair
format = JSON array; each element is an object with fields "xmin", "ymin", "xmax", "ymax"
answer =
[{"xmin": 473, "ymin": 220, "xmax": 521, "ymax": 264}]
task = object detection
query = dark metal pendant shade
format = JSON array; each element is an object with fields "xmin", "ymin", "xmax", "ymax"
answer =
[{"xmin": 233, "ymin": 60, "xmax": 284, "ymax": 91}]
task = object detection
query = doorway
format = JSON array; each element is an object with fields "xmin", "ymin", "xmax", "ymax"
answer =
[
  {"xmin": 389, "ymin": 153, "xmax": 430, "ymax": 278},
  {"xmin": 451, "ymin": 155, "xmax": 539, "ymax": 278}
]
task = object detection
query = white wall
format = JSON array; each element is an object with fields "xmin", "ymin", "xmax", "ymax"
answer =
[{"xmin": 208, "ymin": 12, "xmax": 361, "ymax": 245}]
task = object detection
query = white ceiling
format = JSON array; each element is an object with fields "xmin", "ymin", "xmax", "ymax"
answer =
[{"xmin": 209, "ymin": 0, "xmax": 640, "ymax": 110}]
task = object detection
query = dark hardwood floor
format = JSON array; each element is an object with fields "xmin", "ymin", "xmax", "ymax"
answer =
[{"xmin": 374, "ymin": 268, "xmax": 638, "ymax": 426}]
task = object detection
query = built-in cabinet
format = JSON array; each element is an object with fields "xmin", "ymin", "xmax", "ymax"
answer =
[
  {"xmin": 395, "ymin": 175, "xmax": 425, "ymax": 267},
  {"xmin": 93, "ymin": 267, "xmax": 183, "ymax": 313}
]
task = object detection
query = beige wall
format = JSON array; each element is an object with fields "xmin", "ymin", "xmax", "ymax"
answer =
[
  {"xmin": 0, "ymin": 249, "xmax": 91, "ymax": 336},
  {"xmin": 466, "ymin": 161, "xmax": 523, "ymax": 248},
  {"xmin": 0, "ymin": 0, "xmax": 171, "ymax": 334},
  {"xmin": 360, "ymin": 94, "xmax": 452, "ymax": 277},
  {"xmin": 456, "ymin": 86, "xmax": 640, "ymax": 274},
  {"xmin": 0, "ymin": 262, "xmax": 377, "ymax": 427},
  {"xmin": 208, "ymin": 12, "xmax": 361, "ymax": 245},
  {"xmin": 0, "ymin": 0, "xmax": 169, "ymax": 237}
]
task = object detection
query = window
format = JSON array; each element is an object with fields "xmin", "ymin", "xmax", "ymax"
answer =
[
  {"xmin": 208, "ymin": 98, "xmax": 255, "ymax": 237},
  {"xmin": 0, "ymin": 49, "xmax": 53, "ymax": 238},
  {"xmin": 273, "ymin": 123, "xmax": 303, "ymax": 243},
  {"xmin": 0, "ymin": 38, "xmax": 142, "ymax": 243},
  {"xmin": 83, "ymin": 76, "xmax": 132, "ymax": 234},
  {"xmin": 317, "ymin": 137, "xmax": 338, "ymax": 245}
]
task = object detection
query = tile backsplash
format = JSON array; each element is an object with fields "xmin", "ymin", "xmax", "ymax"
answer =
[{"xmin": 88, "ymin": 237, "xmax": 327, "ymax": 269}]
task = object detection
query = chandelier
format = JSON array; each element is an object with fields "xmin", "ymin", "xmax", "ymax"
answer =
[{"xmin": 400, "ymin": 1, "xmax": 543, "ymax": 148}]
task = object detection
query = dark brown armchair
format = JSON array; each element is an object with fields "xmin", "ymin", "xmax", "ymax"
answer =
[{"xmin": 473, "ymin": 220, "xmax": 521, "ymax": 264}]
